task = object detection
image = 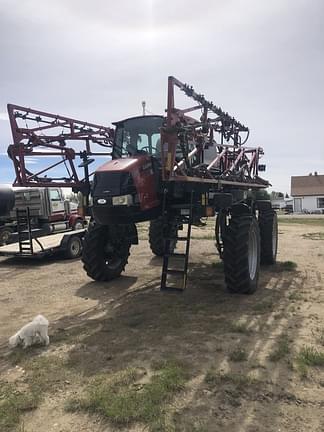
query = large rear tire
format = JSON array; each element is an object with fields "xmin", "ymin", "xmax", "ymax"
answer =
[
  {"xmin": 223, "ymin": 214, "xmax": 260, "ymax": 294},
  {"xmin": 82, "ymin": 224, "xmax": 131, "ymax": 281},
  {"xmin": 149, "ymin": 217, "xmax": 177, "ymax": 257},
  {"xmin": 259, "ymin": 209, "xmax": 278, "ymax": 265}
]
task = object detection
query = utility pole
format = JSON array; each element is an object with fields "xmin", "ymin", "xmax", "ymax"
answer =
[{"xmin": 142, "ymin": 101, "xmax": 146, "ymax": 116}]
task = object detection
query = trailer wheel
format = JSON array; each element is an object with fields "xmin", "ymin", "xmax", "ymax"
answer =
[
  {"xmin": 65, "ymin": 236, "xmax": 82, "ymax": 259},
  {"xmin": 149, "ymin": 217, "xmax": 177, "ymax": 256},
  {"xmin": 0, "ymin": 227, "xmax": 12, "ymax": 246},
  {"xmin": 82, "ymin": 224, "xmax": 130, "ymax": 281},
  {"xmin": 223, "ymin": 214, "xmax": 260, "ymax": 294},
  {"xmin": 259, "ymin": 209, "xmax": 278, "ymax": 264}
]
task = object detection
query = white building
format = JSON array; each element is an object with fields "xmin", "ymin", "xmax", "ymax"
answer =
[{"xmin": 291, "ymin": 174, "xmax": 324, "ymax": 213}]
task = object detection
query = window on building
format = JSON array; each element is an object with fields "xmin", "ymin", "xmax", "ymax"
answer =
[{"xmin": 317, "ymin": 197, "xmax": 324, "ymax": 208}]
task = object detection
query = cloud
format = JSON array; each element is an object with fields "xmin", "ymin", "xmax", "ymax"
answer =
[
  {"xmin": 0, "ymin": 0, "xmax": 323, "ymax": 193},
  {"xmin": 0, "ymin": 113, "xmax": 8, "ymax": 121}
]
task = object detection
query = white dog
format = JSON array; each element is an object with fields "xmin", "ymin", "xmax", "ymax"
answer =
[{"xmin": 9, "ymin": 315, "xmax": 49, "ymax": 349}]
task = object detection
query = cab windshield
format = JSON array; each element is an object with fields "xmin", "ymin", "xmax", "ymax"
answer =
[{"xmin": 113, "ymin": 116, "xmax": 163, "ymax": 158}]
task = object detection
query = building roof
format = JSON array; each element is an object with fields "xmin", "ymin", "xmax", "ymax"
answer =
[{"xmin": 291, "ymin": 174, "xmax": 324, "ymax": 196}]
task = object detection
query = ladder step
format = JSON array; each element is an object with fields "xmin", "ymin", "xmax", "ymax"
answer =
[
  {"xmin": 176, "ymin": 236, "xmax": 189, "ymax": 241},
  {"xmin": 161, "ymin": 286, "xmax": 184, "ymax": 293},
  {"xmin": 165, "ymin": 253, "xmax": 186, "ymax": 258},
  {"xmin": 167, "ymin": 269, "xmax": 185, "ymax": 275}
]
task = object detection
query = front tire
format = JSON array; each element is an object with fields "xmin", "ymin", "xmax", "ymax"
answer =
[
  {"xmin": 149, "ymin": 217, "xmax": 177, "ymax": 257},
  {"xmin": 82, "ymin": 224, "xmax": 131, "ymax": 281},
  {"xmin": 223, "ymin": 214, "xmax": 260, "ymax": 294},
  {"xmin": 73, "ymin": 219, "xmax": 84, "ymax": 230}
]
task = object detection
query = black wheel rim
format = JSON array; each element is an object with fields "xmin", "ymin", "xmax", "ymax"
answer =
[
  {"xmin": 103, "ymin": 240, "xmax": 126, "ymax": 270},
  {"xmin": 70, "ymin": 239, "xmax": 81, "ymax": 256}
]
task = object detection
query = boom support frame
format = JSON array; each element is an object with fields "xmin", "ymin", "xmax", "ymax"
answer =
[
  {"xmin": 7, "ymin": 104, "xmax": 114, "ymax": 192},
  {"xmin": 161, "ymin": 76, "xmax": 267, "ymax": 188}
]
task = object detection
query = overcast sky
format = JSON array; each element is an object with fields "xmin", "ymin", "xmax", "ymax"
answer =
[{"xmin": 0, "ymin": 0, "xmax": 323, "ymax": 193}]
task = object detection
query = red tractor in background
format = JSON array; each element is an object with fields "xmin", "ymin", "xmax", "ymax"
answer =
[{"xmin": 6, "ymin": 76, "xmax": 278, "ymax": 292}]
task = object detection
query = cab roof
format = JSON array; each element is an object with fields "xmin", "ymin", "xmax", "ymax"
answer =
[{"xmin": 112, "ymin": 114, "xmax": 164, "ymax": 126}]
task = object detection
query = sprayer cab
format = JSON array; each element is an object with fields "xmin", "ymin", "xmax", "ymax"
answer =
[{"xmin": 91, "ymin": 115, "xmax": 164, "ymax": 225}]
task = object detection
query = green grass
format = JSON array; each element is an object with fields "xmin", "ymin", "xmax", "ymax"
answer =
[
  {"xmin": 205, "ymin": 371, "xmax": 258, "ymax": 390},
  {"xmin": 252, "ymin": 299, "xmax": 274, "ymax": 313},
  {"xmin": 0, "ymin": 354, "xmax": 79, "ymax": 431},
  {"xmin": 66, "ymin": 360, "xmax": 189, "ymax": 429},
  {"xmin": 211, "ymin": 261, "xmax": 223, "ymax": 270},
  {"xmin": 317, "ymin": 328, "xmax": 324, "ymax": 346},
  {"xmin": 229, "ymin": 347, "xmax": 248, "ymax": 362},
  {"xmin": 228, "ymin": 320, "xmax": 251, "ymax": 334},
  {"xmin": 288, "ymin": 291, "xmax": 303, "ymax": 301},
  {"xmin": 0, "ymin": 381, "xmax": 39, "ymax": 432},
  {"xmin": 296, "ymin": 346, "xmax": 324, "ymax": 377},
  {"xmin": 275, "ymin": 261, "xmax": 298, "ymax": 272},
  {"xmin": 297, "ymin": 346, "xmax": 324, "ymax": 366},
  {"xmin": 24, "ymin": 355, "xmax": 76, "ymax": 393},
  {"xmin": 278, "ymin": 217, "xmax": 324, "ymax": 227},
  {"xmin": 268, "ymin": 334, "xmax": 290, "ymax": 362}
]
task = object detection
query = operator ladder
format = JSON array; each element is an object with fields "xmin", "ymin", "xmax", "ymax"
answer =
[
  {"xmin": 16, "ymin": 208, "xmax": 34, "ymax": 255},
  {"xmin": 160, "ymin": 198, "xmax": 193, "ymax": 292}
]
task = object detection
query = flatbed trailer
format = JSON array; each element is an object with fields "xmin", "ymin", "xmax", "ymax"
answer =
[{"xmin": 0, "ymin": 229, "xmax": 85, "ymax": 259}]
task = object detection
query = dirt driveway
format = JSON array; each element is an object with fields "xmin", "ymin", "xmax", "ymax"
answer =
[{"xmin": 0, "ymin": 218, "xmax": 324, "ymax": 431}]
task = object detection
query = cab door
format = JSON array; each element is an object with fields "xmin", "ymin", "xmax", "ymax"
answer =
[{"xmin": 49, "ymin": 188, "xmax": 65, "ymax": 221}]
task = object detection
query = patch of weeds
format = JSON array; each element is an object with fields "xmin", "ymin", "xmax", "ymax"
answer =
[
  {"xmin": 268, "ymin": 334, "xmax": 290, "ymax": 362},
  {"xmin": 190, "ymin": 422, "xmax": 209, "ymax": 432},
  {"xmin": 296, "ymin": 361, "xmax": 308, "ymax": 378},
  {"xmin": 0, "ymin": 354, "xmax": 78, "ymax": 431},
  {"xmin": 317, "ymin": 328, "xmax": 324, "ymax": 346},
  {"xmin": 24, "ymin": 355, "xmax": 75, "ymax": 393},
  {"xmin": 296, "ymin": 346, "xmax": 324, "ymax": 378},
  {"xmin": 229, "ymin": 347, "xmax": 248, "ymax": 362},
  {"xmin": 66, "ymin": 360, "xmax": 189, "ymax": 429},
  {"xmin": 0, "ymin": 381, "xmax": 39, "ymax": 432},
  {"xmin": 205, "ymin": 371, "xmax": 258, "ymax": 390},
  {"xmin": 211, "ymin": 261, "xmax": 223, "ymax": 270},
  {"xmin": 302, "ymin": 232, "xmax": 324, "ymax": 241},
  {"xmin": 277, "ymin": 261, "xmax": 298, "ymax": 272},
  {"xmin": 288, "ymin": 291, "xmax": 303, "ymax": 301},
  {"xmin": 252, "ymin": 299, "xmax": 274, "ymax": 313},
  {"xmin": 229, "ymin": 320, "xmax": 250, "ymax": 334},
  {"xmin": 297, "ymin": 346, "xmax": 324, "ymax": 367}
]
